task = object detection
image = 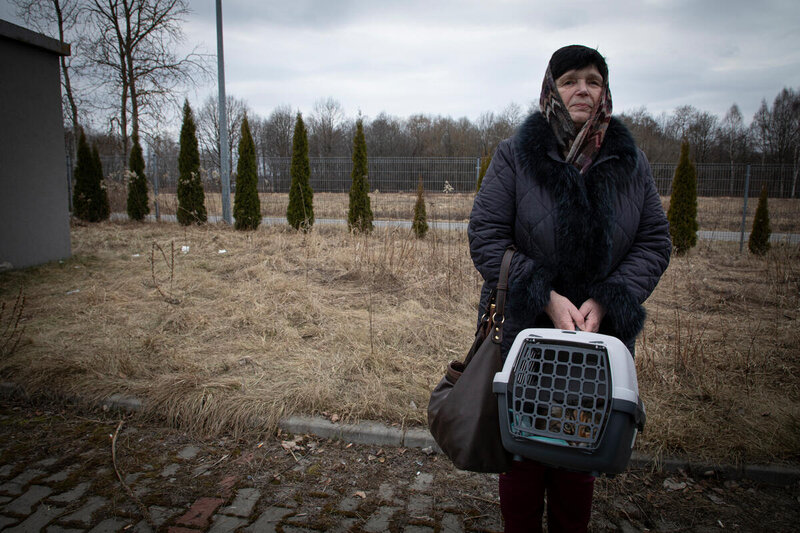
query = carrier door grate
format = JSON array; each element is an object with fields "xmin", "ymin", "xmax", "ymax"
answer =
[{"xmin": 507, "ymin": 339, "xmax": 612, "ymax": 448}]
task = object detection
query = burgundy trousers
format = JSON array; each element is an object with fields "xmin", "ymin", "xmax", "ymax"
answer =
[{"xmin": 498, "ymin": 459, "xmax": 595, "ymax": 533}]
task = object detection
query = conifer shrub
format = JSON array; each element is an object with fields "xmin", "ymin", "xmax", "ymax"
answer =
[
  {"xmin": 667, "ymin": 141, "xmax": 698, "ymax": 254},
  {"xmin": 748, "ymin": 184, "xmax": 771, "ymax": 256},
  {"xmin": 72, "ymin": 132, "xmax": 110, "ymax": 222},
  {"xmin": 72, "ymin": 131, "xmax": 93, "ymax": 220},
  {"xmin": 126, "ymin": 134, "xmax": 150, "ymax": 221},
  {"xmin": 91, "ymin": 145, "xmax": 110, "ymax": 221},
  {"xmin": 476, "ymin": 154, "xmax": 491, "ymax": 192},
  {"xmin": 412, "ymin": 175, "xmax": 428, "ymax": 239},
  {"xmin": 348, "ymin": 119, "xmax": 373, "ymax": 233},
  {"xmin": 287, "ymin": 113, "xmax": 314, "ymax": 231},
  {"xmin": 233, "ymin": 115, "xmax": 261, "ymax": 230},
  {"xmin": 177, "ymin": 100, "xmax": 207, "ymax": 225}
]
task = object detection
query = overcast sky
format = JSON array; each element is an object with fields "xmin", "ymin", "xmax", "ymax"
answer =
[{"xmin": 3, "ymin": 0, "xmax": 800, "ymax": 125}]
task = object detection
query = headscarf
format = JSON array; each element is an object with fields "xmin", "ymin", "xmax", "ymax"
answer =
[{"xmin": 539, "ymin": 64, "xmax": 613, "ymax": 174}]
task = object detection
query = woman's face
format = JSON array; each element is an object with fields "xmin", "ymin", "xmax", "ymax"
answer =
[{"xmin": 555, "ymin": 65, "xmax": 604, "ymax": 128}]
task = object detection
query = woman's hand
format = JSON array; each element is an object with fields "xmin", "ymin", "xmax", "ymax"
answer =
[
  {"xmin": 578, "ymin": 298, "xmax": 606, "ymax": 332},
  {"xmin": 545, "ymin": 290, "xmax": 585, "ymax": 331}
]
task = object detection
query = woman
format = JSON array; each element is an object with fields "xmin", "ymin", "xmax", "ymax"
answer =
[{"xmin": 468, "ymin": 45, "xmax": 671, "ymax": 532}]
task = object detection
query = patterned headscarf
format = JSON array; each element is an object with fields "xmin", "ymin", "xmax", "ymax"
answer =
[{"xmin": 539, "ymin": 65, "xmax": 613, "ymax": 174}]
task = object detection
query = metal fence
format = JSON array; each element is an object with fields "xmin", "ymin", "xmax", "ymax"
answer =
[
  {"xmin": 650, "ymin": 163, "xmax": 798, "ymax": 199},
  {"xmin": 83, "ymin": 153, "xmax": 800, "ymax": 199},
  {"xmin": 84, "ymin": 154, "xmax": 799, "ymax": 241}
]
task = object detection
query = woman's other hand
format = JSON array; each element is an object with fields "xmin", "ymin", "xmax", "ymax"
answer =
[
  {"xmin": 578, "ymin": 298, "xmax": 606, "ymax": 332},
  {"xmin": 545, "ymin": 290, "xmax": 585, "ymax": 331}
]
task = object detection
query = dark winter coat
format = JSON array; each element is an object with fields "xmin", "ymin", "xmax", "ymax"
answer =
[{"xmin": 468, "ymin": 112, "xmax": 671, "ymax": 354}]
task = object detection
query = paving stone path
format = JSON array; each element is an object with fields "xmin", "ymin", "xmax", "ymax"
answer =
[
  {"xmin": 0, "ymin": 452, "xmax": 496, "ymax": 532},
  {"xmin": 1, "ymin": 401, "xmax": 798, "ymax": 532},
  {"xmin": 0, "ymin": 403, "xmax": 504, "ymax": 532}
]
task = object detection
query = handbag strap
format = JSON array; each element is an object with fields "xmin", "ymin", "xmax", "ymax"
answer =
[{"xmin": 491, "ymin": 247, "xmax": 515, "ymax": 345}]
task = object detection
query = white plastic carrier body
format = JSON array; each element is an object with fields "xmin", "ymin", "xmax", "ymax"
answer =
[
  {"xmin": 493, "ymin": 328, "xmax": 645, "ymax": 475},
  {"xmin": 494, "ymin": 329, "xmax": 639, "ymax": 405}
]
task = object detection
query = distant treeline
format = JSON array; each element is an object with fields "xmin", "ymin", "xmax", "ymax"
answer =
[{"xmin": 77, "ymin": 87, "xmax": 799, "ymax": 177}]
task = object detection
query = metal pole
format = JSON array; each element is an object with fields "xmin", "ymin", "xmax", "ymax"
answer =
[
  {"xmin": 216, "ymin": 0, "xmax": 232, "ymax": 224},
  {"xmin": 739, "ymin": 164, "xmax": 751, "ymax": 253},
  {"xmin": 475, "ymin": 157, "xmax": 480, "ymax": 189}
]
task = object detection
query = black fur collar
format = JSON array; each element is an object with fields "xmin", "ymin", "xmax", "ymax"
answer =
[{"xmin": 514, "ymin": 112, "xmax": 638, "ymax": 191}]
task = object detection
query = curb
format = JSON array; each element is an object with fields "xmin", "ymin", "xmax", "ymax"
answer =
[
  {"xmin": 279, "ymin": 416, "xmax": 438, "ymax": 451},
  {"xmin": 2, "ymin": 383, "xmax": 799, "ymax": 486}
]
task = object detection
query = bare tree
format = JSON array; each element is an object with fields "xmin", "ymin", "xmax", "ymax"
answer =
[
  {"xmin": 196, "ymin": 94, "xmax": 250, "ymax": 171},
  {"xmin": 751, "ymin": 99, "xmax": 771, "ymax": 165},
  {"xmin": 405, "ymin": 114, "xmax": 436, "ymax": 157},
  {"xmin": 476, "ymin": 105, "xmax": 520, "ymax": 156},
  {"xmin": 450, "ymin": 116, "xmax": 482, "ymax": 157},
  {"xmin": 366, "ymin": 112, "xmax": 407, "ymax": 156},
  {"xmin": 86, "ymin": 0, "xmax": 207, "ymax": 160},
  {"xmin": 686, "ymin": 110, "xmax": 718, "ymax": 163},
  {"xmin": 619, "ymin": 107, "xmax": 679, "ymax": 163},
  {"xmin": 768, "ymin": 88, "xmax": 800, "ymax": 165},
  {"xmin": 720, "ymin": 104, "xmax": 748, "ymax": 194},
  {"xmin": 308, "ymin": 97, "xmax": 346, "ymax": 156},
  {"xmin": 665, "ymin": 104, "xmax": 696, "ymax": 141},
  {"xmin": 751, "ymin": 88, "xmax": 800, "ymax": 196},
  {"xmin": 261, "ymin": 104, "xmax": 295, "ymax": 158},
  {"xmin": 498, "ymin": 102, "xmax": 524, "ymax": 134},
  {"xmin": 475, "ymin": 111, "xmax": 496, "ymax": 156},
  {"xmin": 721, "ymin": 104, "xmax": 747, "ymax": 163}
]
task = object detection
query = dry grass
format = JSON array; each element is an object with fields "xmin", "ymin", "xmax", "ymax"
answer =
[
  {"xmin": 106, "ymin": 188, "xmax": 800, "ymax": 233},
  {"xmin": 0, "ymin": 222, "xmax": 478, "ymax": 438},
  {"xmin": 108, "ymin": 185, "xmax": 476, "ymax": 222},
  {"xmin": 0, "ymin": 222, "xmax": 798, "ymax": 466},
  {"xmin": 637, "ymin": 243, "xmax": 800, "ymax": 465}
]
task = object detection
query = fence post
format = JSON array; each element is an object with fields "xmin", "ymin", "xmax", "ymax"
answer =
[
  {"xmin": 475, "ymin": 157, "xmax": 480, "ymax": 189},
  {"xmin": 739, "ymin": 164, "xmax": 751, "ymax": 253}
]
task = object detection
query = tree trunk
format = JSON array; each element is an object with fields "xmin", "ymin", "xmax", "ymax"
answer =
[
  {"xmin": 123, "ymin": 0, "xmax": 139, "ymax": 142},
  {"xmin": 52, "ymin": 0, "xmax": 80, "ymax": 148}
]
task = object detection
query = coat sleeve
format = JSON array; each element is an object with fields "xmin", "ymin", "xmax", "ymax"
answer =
[
  {"xmin": 588, "ymin": 150, "xmax": 671, "ymax": 340},
  {"xmin": 468, "ymin": 140, "xmax": 555, "ymax": 319}
]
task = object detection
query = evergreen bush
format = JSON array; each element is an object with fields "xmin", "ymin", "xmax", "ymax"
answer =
[
  {"xmin": 72, "ymin": 132, "xmax": 110, "ymax": 222},
  {"xmin": 347, "ymin": 119, "xmax": 373, "ymax": 233},
  {"xmin": 476, "ymin": 153, "xmax": 491, "ymax": 192},
  {"xmin": 287, "ymin": 113, "xmax": 314, "ymax": 231},
  {"xmin": 412, "ymin": 175, "xmax": 429, "ymax": 238},
  {"xmin": 126, "ymin": 134, "xmax": 150, "ymax": 221},
  {"xmin": 748, "ymin": 184, "xmax": 771, "ymax": 256},
  {"xmin": 72, "ymin": 131, "xmax": 93, "ymax": 220},
  {"xmin": 667, "ymin": 141, "xmax": 698, "ymax": 254},
  {"xmin": 91, "ymin": 145, "xmax": 110, "ymax": 221},
  {"xmin": 233, "ymin": 115, "xmax": 261, "ymax": 230},
  {"xmin": 177, "ymin": 100, "xmax": 207, "ymax": 225}
]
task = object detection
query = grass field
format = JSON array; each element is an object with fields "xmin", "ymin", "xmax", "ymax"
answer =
[{"xmin": 1, "ymin": 221, "xmax": 798, "ymax": 466}]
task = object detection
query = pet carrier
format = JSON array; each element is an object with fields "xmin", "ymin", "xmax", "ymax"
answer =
[{"xmin": 493, "ymin": 329, "xmax": 645, "ymax": 475}]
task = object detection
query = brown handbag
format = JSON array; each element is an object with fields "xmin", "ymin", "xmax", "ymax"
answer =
[{"xmin": 427, "ymin": 247, "xmax": 514, "ymax": 473}]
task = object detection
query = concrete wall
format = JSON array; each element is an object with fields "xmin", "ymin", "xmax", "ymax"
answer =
[{"xmin": 0, "ymin": 20, "xmax": 71, "ymax": 269}]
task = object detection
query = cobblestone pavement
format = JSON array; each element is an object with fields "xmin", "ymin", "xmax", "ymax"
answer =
[{"xmin": 1, "ymin": 399, "xmax": 799, "ymax": 532}]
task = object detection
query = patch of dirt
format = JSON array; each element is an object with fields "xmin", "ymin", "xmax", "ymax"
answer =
[{"xmin": 0, "ymin": 398, "xmax": 798, "ymax": 532}]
